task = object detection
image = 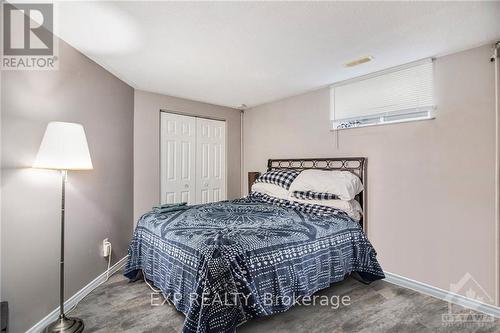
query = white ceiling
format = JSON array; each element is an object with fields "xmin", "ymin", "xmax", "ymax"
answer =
[{"xmin": 52, "ymin": 1, "xmax": 500, "ymax": 109}]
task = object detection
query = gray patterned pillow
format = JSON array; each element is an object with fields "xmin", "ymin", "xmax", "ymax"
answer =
[{"xmin": 255, "ymin": 169, "xmax": 301, "ymax": 190}]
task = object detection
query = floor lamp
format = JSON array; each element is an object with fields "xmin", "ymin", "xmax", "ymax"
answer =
[{"xmin": 33, "ymin": 122, "xmax": 93, "ymax": 333}]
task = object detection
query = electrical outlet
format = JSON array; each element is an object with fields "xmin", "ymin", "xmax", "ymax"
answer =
[{"xmin": 102, "ymin": 238, "xmax": 111, "ymax": 257}]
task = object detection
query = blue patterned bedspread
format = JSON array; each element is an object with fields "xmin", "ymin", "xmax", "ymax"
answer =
[{"xmin": 124, "ymin": 196, "xmax": 384, "ymax": 333}]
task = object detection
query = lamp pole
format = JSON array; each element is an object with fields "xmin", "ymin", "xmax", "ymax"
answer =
[
  {"xmin": 44, "ymin": 170, "xmax": 84, "ymax": 333},
  {"xmin": 59, "ymin": 170, "xmax": 67, "ymax": 319}
]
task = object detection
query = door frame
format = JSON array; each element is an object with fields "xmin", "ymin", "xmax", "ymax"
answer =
[{"xmin": 159, "ymin": 109, "xmax": 228, "ymax": 204}]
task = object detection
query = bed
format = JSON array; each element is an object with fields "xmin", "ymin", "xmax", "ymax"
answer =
[{"xmin": 124, "ymin": 157, "xmax": 384, "ymax": 333}]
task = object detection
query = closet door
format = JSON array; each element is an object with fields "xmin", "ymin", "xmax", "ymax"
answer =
[
  {"xmin": 160, "ymin": 113, "xmax": 196, "ymax": 204},
  {"xmin": 195, "ymin": 118, "xmax": 226, "ymax": 204}
]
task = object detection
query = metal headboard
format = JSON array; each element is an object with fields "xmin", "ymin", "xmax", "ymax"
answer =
[{"xmin": 267, "ymin": 157, "xmax": 367, "ymax": 230}]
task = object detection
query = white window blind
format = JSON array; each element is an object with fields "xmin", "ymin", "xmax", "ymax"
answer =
[{"xmin": 330, "ymin": 59, "xmax": 435, "ymax": 129}]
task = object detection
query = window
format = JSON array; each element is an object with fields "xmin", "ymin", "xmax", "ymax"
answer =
[{"xmin": 330, "ymin": 59, "xmax": 435, "ymax": 130}]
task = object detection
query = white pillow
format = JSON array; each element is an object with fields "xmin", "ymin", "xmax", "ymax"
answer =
[
  {"xmin": 289, "ymin": 196, "xmax": 363, "ymax": 221},
  {"xmin": 289, "ymin": 169, "xmax": 363, "ymax": 201},
  {"xmin": 251, "ymin": 182, "xmax": 289, "ymax": 200}
]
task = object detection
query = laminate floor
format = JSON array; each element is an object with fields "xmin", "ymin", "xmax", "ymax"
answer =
[{"xmin": 70, "ymin": 271, "xmax": 500, "ymax": 333}]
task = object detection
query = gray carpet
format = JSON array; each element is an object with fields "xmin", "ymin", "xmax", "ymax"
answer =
[{"xmin": 70, "ymin": 271, "xmax": 500, "ymax": 332}]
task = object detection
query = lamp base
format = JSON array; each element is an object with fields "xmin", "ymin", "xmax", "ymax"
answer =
[{"xmin": 44, "ymin": 315, "xmax": 84, "ymax": 333}]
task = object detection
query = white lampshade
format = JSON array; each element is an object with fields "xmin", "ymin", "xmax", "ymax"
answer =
[{"xmin": 33, "ymin": 122, "xmax": 93, "ymax": 170}]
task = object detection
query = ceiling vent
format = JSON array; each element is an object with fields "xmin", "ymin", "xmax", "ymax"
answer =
[{"xmin": 345, "ymin": 56, "xmax": 373, "ymax": 67}]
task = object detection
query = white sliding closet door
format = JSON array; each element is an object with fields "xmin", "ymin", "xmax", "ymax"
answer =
[
  {"xmin": 196, "ymin": 118, "xmax": 226, "ymax": 204},
  {"xmin": 161, "ymin": 112, "xmax": 226, "ymax": 205},
  {"xmin": 160, "ymin": 113, "xmax": 196, "ymax": 204}
]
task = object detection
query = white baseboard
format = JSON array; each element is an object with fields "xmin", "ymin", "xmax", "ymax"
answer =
[
  {"xmin": 26, "ymin": 256, "xmax": 128, "ymax": 333},
  {"xmin": 384, "ymin": 271, "xmax": 500, "ymax": 318}
]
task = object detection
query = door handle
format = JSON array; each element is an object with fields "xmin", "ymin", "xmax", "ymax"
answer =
[
  {"xmin": 184, "ymin": 184, "xmax": 189, "ymax": 188},
  {"xmin": 204, "ymin": 182, "xmax": 209, "ymax": 187}
]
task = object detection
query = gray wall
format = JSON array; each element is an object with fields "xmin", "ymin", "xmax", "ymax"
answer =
[
  {"xmin": 134, "ymin": 90, "xmax": 241, "ymax": 222},
  {"xmin": 1, "ymin": 39, "xmax": 134, "ymax": 332},
  {"xmin": 244, "ymin": 44, "xmax": 498, "ymax": 304}
]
